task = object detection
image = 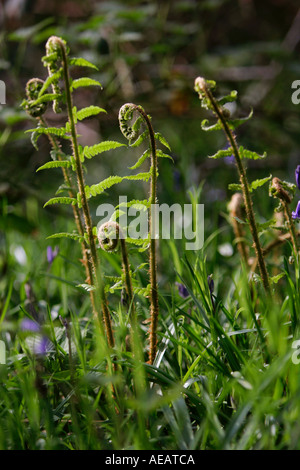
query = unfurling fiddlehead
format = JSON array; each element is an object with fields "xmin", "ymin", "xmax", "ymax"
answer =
[
  {"xmin": 98, "ymin": 221, "xmax": 135, "ymax": 317},
  {"xmin": 43, "ymin": 36, "xmax": 64, "ymax": 113},
  {"xmin": 25, "ymin": 78, "xmax": 48, "ymax": 118},
  {"xmin": 195, "ymin": 77, "xmax": 270, "ymax": 293},
  {"xmin": 119, "ymin": 103, "xmax": 159, "ymax": 364},
  {"xmin": 24, "ymin": 77, "xmax": 96, "ymax": 315},
  {"xmin": 40, "ymin": 36, "xmax": 114, "ymax": 348}
]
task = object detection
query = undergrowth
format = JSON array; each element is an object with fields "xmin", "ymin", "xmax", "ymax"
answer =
[{"xmin": 0, "ymin": 37, "xmax": 300, "ymax": 450}]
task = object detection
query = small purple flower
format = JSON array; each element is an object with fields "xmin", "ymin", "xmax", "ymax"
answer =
[
  {"xmin": 47, "ymin": 245, "xmax": 59, "ymax": 264},
  {"xmin": 296, "ymin": 166, "xmax": 300, "ymax": 191},
  {"xmin": 292, "ymin": 201, "xmax": 300, "ymax": 220},
  {"xmin": 34, "ymin": 336, "xmax": 52, "ymax": 356},
  {"xmin": 223, "ymin": 143, "xmax": 235, "ymax": 165},
  {"xmin": 176, "ymin": 282, "xmax": 189, "ymax": 299},
  {"xmin": 21, "ymin": 318, "xmax": 41, "ymax": 333}
]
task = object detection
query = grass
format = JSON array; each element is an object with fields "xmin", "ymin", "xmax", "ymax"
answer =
[{"xmin": 1, "ymin": 185, "xmax": 300, "ymax": 450}]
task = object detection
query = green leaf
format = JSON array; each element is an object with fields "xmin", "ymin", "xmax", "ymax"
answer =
[
  {"xmin": 250, "ymin": 175, "xmax": 272, "ymax": 192},
  {"xmin": 71, "ymin": 77, "xmax": 102, "ymax": 90},
  {"xmin": 228, "ymin": 183, "xmax": 242, "ymax": 192},
  {"xmin": 270, "ymin": 273, "xmax": 285, "ymax": 284},
  {"xmin": 26, "ymin": 126, "xmax": 69, "ymax": 139},
  {"xmin": 201, "ymin": 119, "xmax": 223, "ymax": 132},
  {"xmin": 76, "ymin": 106, "xmax": 106, "ymax": 121},
  {"xmin": 129, "ymin": 149, "xmax": 151, "ymax": 169},
  {"xmin": 256, "ymin": 218, "xmax": 276, "ymax": 232},
  {"xmin": 217, "ymin": 90, "xmax": 238, "ymax": 106},
  {"xmin": 155, "ymin": 132, "xmax": 171, "ymax": 151},
  {"xmin": 209, "ymin": 148, "xmax": 233, "ymax": 159},
  {"xmin": 69, "ymin": 57, "xmax": 99, "ymax": 70},
  {"xmin": 82, "ymin": 141, "xmax": 125, "ymax": 160},
  {"xmin": 44, "ymin": 197, "xmax": 77, "ymax": 208},
  {"xmin": 133, "ymin": 284, "xmax": 151, "ymax": 297},
  {"xmin": 156, "ymin": 149, "xmax": 174, "ymax": 161},
  {"xmin": 46, "ymin": 232, "xmax": 84, "ymax": 242},
  {"xmin": 86, "ymin": 172, "xmax": 151, "ymax": 198},
  {"xmin": 38, "ymin": 70, "xmax": 62, "ymax": 96},
  {"xmin": 37, "ymin": 160, "xmax": 71, "ymax": 172},
  {"xmin": 29, "ymin": 93, "xmax": 60, "ymax": 107},
  {"xmin": 240, "ymin": 145, "xmax": 267, "ymax": 160},
  {"xmin": 228, "ymin": 109, "xmax": 253, "ymax": 130},
  {"xmin": 130, "ymin": 129, "xmax": 149, "ymax": 147}
]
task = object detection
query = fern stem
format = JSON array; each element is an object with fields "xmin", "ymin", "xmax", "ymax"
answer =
[
  {"xmin": 271, "ymin": 177, "xmax": 298, "ymax": 255},
  {"xmin": 118, "ymin": 103, "xmax": 159, "ymax": 363},
  {"xmin": 132, "ymin": 105, "xmax": 159, "ymax": 364},
  {"xmin": 195, "ymin": 78, "xmax": 270, "ymax": 292},
  {"xmin": 57, "ymin": 38, "xmax": 114, "ymax": 347},
  {"xmin": 38, "ymin": 117, "xmax": 97, "ymax": 312},
  {"xmin": 120, "ymin": 237, "xmax": 135, "ymax": 317}
]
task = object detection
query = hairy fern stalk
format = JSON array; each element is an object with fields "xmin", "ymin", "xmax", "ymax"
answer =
[
  {"xmin": 118, "ymin": 103, "xmax": 172, "ymax": 364},
  {"xmin": 23, "ymin": 36, "xmax": 133, "ymax": 348},
  {"xmin": 195, "ymin": 77, "xmax": 271, "ymax": 292}
]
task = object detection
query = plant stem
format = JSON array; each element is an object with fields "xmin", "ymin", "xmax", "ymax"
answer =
[
  {"xmin": 120, "ymin": 237, "xmax": 135, "ymax": 317},
  {"xmin": 196, "ymin": 78, "xmax": 270, "ymax": 292},
  {"xmin": 57, "ymin": 38, "xmax": 114, "ymax": 348},
  {"xmin": 129, "ymin": 104, "xmax": 159, "ymax": 364},
  {"xmin": 284, "ymin": 203, "xmax": 298, "ymax": 254},
  {"xmin": 39, "ymin": 117, "xmax": 95, "ymax": 295}
]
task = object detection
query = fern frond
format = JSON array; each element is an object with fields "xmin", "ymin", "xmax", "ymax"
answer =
[
  {"xmin": 37, "ymin": 160, "xmax": 71, "ymax": 172},
  {"xmin": 81, "ymin": 141, "xmax": 125, "ymax": 161},
  {"xmin": 129, "ymin": 149, "xmax": 151, "ymax": 170},
  {"xmin": 26, "ymin": 126, "xmax": 70, "ymax": 139},
  {"xmin": 76, "ymin": 106, "xmax": 106, "ymax": 121},
  {"xmin": 44, "ymin": 197, "xmax": 77, "ymax": 208},
  {"xmin": 38, "ymin": 70, "xmax": 63, "ymax": 96},
  {"xmin": 71, "ymin": 77, "xmax": 102, "ymax": 90},
  {"xmin": 156, "ymin": 149, "xmax": 174, "ymax": 162},
  {"xmin": 86, "ymin": 172, "xmax": 151, "ymax": 198},
  {"xmin": 155, "ymin": 132, "xmax": 171, "ymax": 151},
  {"xmin": 46, "ymin": 232, "xmax": 84, "ymax": 242},
  {"xmin": 69, "ymin": 57, "xmax": 99, "ymax": 70}
]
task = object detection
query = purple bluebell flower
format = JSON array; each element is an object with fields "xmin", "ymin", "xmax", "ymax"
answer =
[
  {"xmin": 21, "ymin": 318, "xmax": 41, "ymax": 333},
  {"xmin": 47, "ymin": 245, "xmax": 59, "ymax": 264},
  {"xmin": 223, "ymin": 143, "xmax": 235, "ymax": 165},
  {"xmin": 175, "ymin": 282, "xmax": 189, "ymax": 299},
  {"xmin": 296, "ymin": 166, "xmax": 300, "ymax": 191},
  {"xmin": 34, "ymin": 336, "xmax": 52, "ymax": 356},
  {"xmin": 292, "ymin": 201, "xmax": 300, "ymax": 220}
]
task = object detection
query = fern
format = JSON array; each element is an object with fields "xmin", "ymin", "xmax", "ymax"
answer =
[
  {"xmin": 26, "ymin": 126, "xmax": 70, "ymax": 139},
  {"xmin": 195, "ymin": 76, "xmax": 270, "ymax": 292},
  {"xmin": 81, "ymin": 141, "xmax": 125, "ymax": 161},
  {"xmin": 69, "ymin": 57, "xmax": 99, "ymax": 70},
  {"xmin": 71, "ymin": 77, "xmax": 102, "ymax": 90},
  {"xmin": 75, "ymin": 105, "xmax": 106, "ymax": 121},
  {"xmin": 44, "ymin": 196, "xmax": 77, "ymax": 208},
  {"xmin": 85, "ymin": 172, "xmax": 151, "ymax": 198},
  {"xmin": 37, "ymin": 160, "xmax": 71, "ymax": 172},
  {"xmin": 47, "ymin": 232, "xmax": 84, "ymax": 242},
  {"xmin": 118, "ymin": 102, "xmax": 172, "ymax": 364}
]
